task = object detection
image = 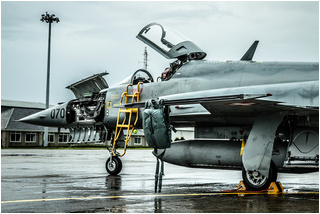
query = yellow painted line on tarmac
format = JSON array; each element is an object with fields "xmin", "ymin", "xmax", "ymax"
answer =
[{"xmin": 2, "ymin": 191, "xmax": 319, "ymax": 204}]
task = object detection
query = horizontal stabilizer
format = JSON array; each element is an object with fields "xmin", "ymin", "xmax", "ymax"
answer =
[{"xmin": 241, "ymin": 41, "xmax": 259, "ymax": 61}]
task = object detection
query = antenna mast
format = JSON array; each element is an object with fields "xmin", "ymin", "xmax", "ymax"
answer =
[{"xmin": 143, "ymin": 47, "xmax": 148, "ymax": 70}]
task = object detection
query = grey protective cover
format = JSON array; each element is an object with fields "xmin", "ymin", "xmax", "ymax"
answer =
[{"xmin": 143, "ymin": 100, "xmax": 171, "ymax": 149}]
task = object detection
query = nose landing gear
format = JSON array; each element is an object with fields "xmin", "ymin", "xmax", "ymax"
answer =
[{"xmin": 106, "ymin": 156, "xmax": 122, "ymax": 175}]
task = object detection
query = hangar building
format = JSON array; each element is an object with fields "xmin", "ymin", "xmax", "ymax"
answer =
[{"xmin": 1, "ymin": 100, "xmax": 69, "ymax": 148}]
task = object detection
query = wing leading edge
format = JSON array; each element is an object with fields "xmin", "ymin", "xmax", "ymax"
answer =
[{"xmin": 122, "ymin": 91, "xmax": 272, "ymax": 110}]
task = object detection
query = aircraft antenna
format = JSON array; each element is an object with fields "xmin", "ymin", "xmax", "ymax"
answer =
[{"xmin": 143, "ymin": 47, "xmax": 148, "ymax": 70}]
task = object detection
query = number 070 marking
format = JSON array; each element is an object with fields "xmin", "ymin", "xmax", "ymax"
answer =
[{"xmin": 50, "ymin": 108, "xmax": 65, "ymax": 119}]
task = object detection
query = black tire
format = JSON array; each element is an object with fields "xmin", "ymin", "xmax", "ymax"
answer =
[
  {"xmin": 242, "ymin": 161, "xmax": 277, "ymax": 191},
  {"xmin": 106, "ymin": 156, "xmax": 122, "ymax": 175}
]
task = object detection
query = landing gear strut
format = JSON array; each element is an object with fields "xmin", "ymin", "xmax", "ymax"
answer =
[{"xmin": 242, "ymin": 162, "xmax": 277, "ymax": 190}]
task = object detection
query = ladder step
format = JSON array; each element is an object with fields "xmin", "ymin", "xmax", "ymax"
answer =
[
  {"xmin": 119, "ymin": 108, "xmax": 139, "ymax": 113},
  {"xmin": 117, "ymin": 124, "xmax": 133, "ymax": 128},
  {"xmin": 119, "ymin": 109, "xmax": 132, "ymax": 113},
  {"xmin": 131, "ymin": 108, "xmax": 139, "ymax": 113}
]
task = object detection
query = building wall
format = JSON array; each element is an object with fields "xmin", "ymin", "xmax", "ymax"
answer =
[
  {"xmin": 1, "ymin": 130, "xmax": 150, "ymax": 148},
  {"xmin": 128, "ymin": 135, "xmax": 148, "ymax": 147},
  {"xmin": 1, "ymin": 131, "xmax": 9, "ymax": 148},
  {"xmin": 2, "ymin": 128, "xmax": 193, "ymax": 148},
  {"xmin": 1, "ymin": 130, "xmax": 71, "ymax": 148},
  {"xmin": 1, "ymin": 131, "xmax": 42, "ymax": 147}
]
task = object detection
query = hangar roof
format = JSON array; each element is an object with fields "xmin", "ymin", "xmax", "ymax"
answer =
[{"xmin": 1, "ymin": 99, "xmax": 48, "ymax": 109}]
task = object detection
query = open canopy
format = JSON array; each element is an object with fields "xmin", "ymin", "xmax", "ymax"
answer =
[{"xmin": 137, "ymin": 23, "xmax": 206, "ymax": 60}]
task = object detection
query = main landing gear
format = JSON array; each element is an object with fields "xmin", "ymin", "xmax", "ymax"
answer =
[{"xmin": 241, "ymin": 162, "xmax": 277, "ymax": 191}]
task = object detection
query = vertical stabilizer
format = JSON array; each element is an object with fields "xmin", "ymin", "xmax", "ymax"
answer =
[{"xmin": 241, "ymin": 41, "xmax": 259, "ymax": 61}]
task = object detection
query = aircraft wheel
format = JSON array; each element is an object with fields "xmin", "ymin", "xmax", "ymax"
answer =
[
  {"xmin": 106, "ymin": 156, "xmax": 122, "ymax": 175},
  {"xmin": 242, "ymin": 162, "xmax": 277, "ymax": 191}
]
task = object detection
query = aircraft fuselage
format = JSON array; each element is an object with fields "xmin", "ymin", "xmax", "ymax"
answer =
[{"xmin": 104, "ymin": 60, "xmax": 318, "ymax": 129}]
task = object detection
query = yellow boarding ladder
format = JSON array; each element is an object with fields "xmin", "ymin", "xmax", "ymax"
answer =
[{"xmin": 112, "ymin": 82, "xmax": 142, "ymax": 157}]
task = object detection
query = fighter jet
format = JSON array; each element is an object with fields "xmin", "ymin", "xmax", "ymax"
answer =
[{"xmin": 20, "ymin": 23, "xmax": 319, "ymax": 191}]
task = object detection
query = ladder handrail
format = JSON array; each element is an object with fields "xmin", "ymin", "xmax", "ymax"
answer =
[{"xmin": 112, "ymin": 82, "xmax": 143, "ymax": 157}]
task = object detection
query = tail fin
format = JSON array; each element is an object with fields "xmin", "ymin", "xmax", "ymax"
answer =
[{"xmin": 240, "ymin": 41, "xmax": 259, "ymax": 61}]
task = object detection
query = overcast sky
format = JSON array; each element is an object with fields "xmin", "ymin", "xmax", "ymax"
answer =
[{"xmin": 1, "ymin": 1, "xmax": 319, "ymax": 105}]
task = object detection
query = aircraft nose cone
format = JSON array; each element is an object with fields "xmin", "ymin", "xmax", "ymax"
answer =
[
  {"xmin": 18, "ymin": 113, "xmax": 46, "ymax": 125},
  {"xmin": 18, "ymin": 103, "xmax": 69, "ymax": 127}
]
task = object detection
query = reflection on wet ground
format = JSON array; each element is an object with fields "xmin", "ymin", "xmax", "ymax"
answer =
[{"xmin": 2, "ymin": 149, "xmax": 319, "ymax": 213}]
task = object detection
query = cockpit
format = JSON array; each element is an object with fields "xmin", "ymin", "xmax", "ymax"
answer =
[
  {"xmin": 136, "ymin": 23, "xmax": 207, "ymax": 81},
  {"xmin": 118, "ymin": 69, "xmax": 154, "ymax": 85},
  {"xmin": 119, "ymin": 23, "xmax": 208, "ymax": 85}
]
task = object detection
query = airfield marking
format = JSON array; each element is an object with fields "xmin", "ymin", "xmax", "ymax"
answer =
[{"xmin": 2, "ymin": 191, "xmax": 319, "ymax": 204}]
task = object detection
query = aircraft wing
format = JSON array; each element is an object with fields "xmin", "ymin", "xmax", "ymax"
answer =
[
  {"xmin": 122, "ymin": 86, "xmax": 318, "ymax": 117},
  {"xmin": 122, "ymin": 90, "xmax": 275, "ymax": 115}
]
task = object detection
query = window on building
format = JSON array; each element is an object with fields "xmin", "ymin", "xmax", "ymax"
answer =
[
  {"xmin": 134, "ymin": 137, "xmax": 142, "ymax": 145},
  {"xmin": 48, "ymin": 133, "xmax": 55, "ymax": 143},
  {"xmin": 10, "ymin": 132, "xmax": 21, "ymax": 142},
  {"xmin": 26, "ymin": 132, "xmax": 37, "ymax": 142},
  {"xmin": 59, "ymin": 133, "xmax": 69, "ymax": 143}
]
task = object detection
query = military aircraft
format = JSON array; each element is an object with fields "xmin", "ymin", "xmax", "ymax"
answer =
[{"xmin": 20, "ymin": 23, "xmax": 319, "ymax": 191}]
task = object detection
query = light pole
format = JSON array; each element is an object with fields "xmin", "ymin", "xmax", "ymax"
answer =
[{"xmin": 40, "ymin": 12, "xmax": 60, "ymax": 147}]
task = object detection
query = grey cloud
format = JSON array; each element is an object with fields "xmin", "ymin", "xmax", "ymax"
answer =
[{"xmin": 1, "ymin": 1, "xmax": 318, "ymax": 105}]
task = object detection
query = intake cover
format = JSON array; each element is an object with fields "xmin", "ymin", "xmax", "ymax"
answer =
[{"xmin": 143, "ymin": 99, "xmax": 171, "ymax": 149}]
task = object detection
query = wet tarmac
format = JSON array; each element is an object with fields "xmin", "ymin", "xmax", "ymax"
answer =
[{"xmin": 1, "ymin": 149, "xmax": 319, "ymax": 213}]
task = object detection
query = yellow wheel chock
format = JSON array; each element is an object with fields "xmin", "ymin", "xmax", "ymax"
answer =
[
  {"xmin": 235, "ymin": 180, "xmax": 284, "ymax": 194},
  {"xmin": 237, "ymin": 180, "xmax": 247, "ymax": 191},
  {"xmin": 267, "ymin": 181, "xmax": 284, "ymax": 193}
]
